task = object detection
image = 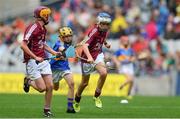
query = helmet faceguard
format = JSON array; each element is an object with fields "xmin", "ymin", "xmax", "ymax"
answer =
[
  {"xmin": 58, "ymin": 27, "xmax": 73, "ymax": 44},
  {"xmin": 34, "ymin": 6, "xmax": 51, "ymax": 25}
]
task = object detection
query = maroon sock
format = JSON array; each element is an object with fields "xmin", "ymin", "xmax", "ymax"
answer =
[
  {"xmin": 94, "ymin": 89, "xmax": 101, "ymax": 98},
  {"xmin": 75, "ymin": 94, "xmax": 81, "ymax": 103},
  {"xmin": 44, "ymin": 108, "xmax": 50, "ymax": 113}
]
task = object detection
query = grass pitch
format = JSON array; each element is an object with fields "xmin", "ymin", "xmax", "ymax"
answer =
[{"xmin": 0, "ymin": 94, "xmax": 180, "ymax": 118}]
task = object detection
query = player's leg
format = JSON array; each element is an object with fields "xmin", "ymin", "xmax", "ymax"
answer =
[
  {"xmin": 23, "ymin": 76, "xmax": 31, "ymax": 93},
  {"xmin": 75, "ymin": 74, "xmax": 90, "ymax": 101},
  {"xmin": 42, "ymin": 74, "xmax": 54, "ymax": 117},
  {"xmin": 74, "ymin": 74, "xmax": 90, "ymax": 112},
  {"xmin": 121, "ymin": 74, "xmax": 134, "ymax": 99},
  {"xmin": 24, "ymin": 74, "xmax": 46, "ymax": 92},
  {"xmin": 24, "ymin": 60, "xmax": 47, "ymax": 93},
  {"xmin": 31, "ymin": 78, "xmax": 46, "ymax": 92},
  {"xmin": 119, "ymin": 64, "xmax": 135, "ymax": 99},
  {"xmin": 53, "ymin": 82, "xmax": 59, "ymax": 91},
  {"xmin": 52, "ymin": 70, "xmax": 61, "ymax": 91},
  {"xmin": 119, "ymin": 74, "xmax": 133, "ymax": 90},
  {"xmin": 64, "ymin": 73, "xmax": 76, "ymax": 113},
  {"xmin": 95, "ymin": 62, "xmax": 107, "ymax": 93},
  {"xmin": 94, "ymin": 62, "xmax": 107, "ymax": 108},
  {"xmin": 40, "ymin": 60, "xmax": 54, "ymax": 117},
  {"xmin": 24, "ymin": 74, "xmax": 52, "ymax": 116},
  {"xmin": 119, "ymin": 74, "xmax": 134, "ymax": 100},
  {"xmin": 127, "ymin": 76, "xmax": 134, "ymax": 96},
  {"xmin": 119, "ymin": 64, "xmax": 134, "ymax": 93}
]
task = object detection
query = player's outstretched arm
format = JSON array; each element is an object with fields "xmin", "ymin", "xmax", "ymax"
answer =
[{"xmin": 44, "ymin": 44, "xmax": 60, "ymax": 56}]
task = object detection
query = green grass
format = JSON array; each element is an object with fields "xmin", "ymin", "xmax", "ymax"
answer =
[{"xmin": 1, "ymin": 94, "xmax": 180, "ymax": 118}]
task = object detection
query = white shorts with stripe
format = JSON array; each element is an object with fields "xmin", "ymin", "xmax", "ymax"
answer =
[
  {"xmin": 81, "ymin": 53, "xmax": 105, "ymax": 75},
  {"xmin": 118, "ymin": 63, "xmax": 134, "ymax": 76},
  {"xmin": 52, "ymin": 70, "xmax": 72, "ymax": 83},
  {"xmin": 26, "ymin": 59, "xmax": 52, "ymax": 80}
]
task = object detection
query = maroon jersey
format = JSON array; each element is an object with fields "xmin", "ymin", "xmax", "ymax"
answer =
[
  {"xmin": 81, "ymin": 25, "xmax": 108, "ymax": 62},
  {"xmin": 23, "ymin": 21, "xmax": 47, "ymax": 62}
]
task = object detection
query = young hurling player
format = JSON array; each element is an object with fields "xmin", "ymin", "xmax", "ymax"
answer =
[
  {"xmin": 112, "ymin": 36, "xmax": 135, "ymax": 99},
  {"xmin": 74, "ymin": 12, "xmax": 111, "ymax": 112},
  {"xmin": 21, "ymin": 6, "xmax": 60, "ymax": 117},
  {"xmin": 50, "ymin": 27, "xmax": 76, "ymax": 113}
]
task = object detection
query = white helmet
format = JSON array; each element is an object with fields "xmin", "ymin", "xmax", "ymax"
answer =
[{"xmin": 97, "ymin": 12, "xmax": 111, "ymax": 24}]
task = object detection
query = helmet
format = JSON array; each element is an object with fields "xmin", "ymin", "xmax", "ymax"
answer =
[
  {"xmin": 97, "ymin": 12, "xmax": 111, "ymax": 24},
  {"xmin": 59, "ymin": 27, "xmax": 73, "ymax": 38},
  {"xmin": 34, "ymin": 6, "xmax": 51, "ymax": 24}
]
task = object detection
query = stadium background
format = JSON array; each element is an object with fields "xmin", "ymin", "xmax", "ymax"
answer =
[
  {"xmin": 0, "ymin": 0, "xmax": 180, "ymax": 96},
  {"xmin": 0, "ymin": 0, "xmax": 180, "ymax": 118}
]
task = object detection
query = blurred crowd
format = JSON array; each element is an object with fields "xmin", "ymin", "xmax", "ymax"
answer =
[{"xmin": 0, "ymin": 0, "xmax": 180, "ymax": 76}]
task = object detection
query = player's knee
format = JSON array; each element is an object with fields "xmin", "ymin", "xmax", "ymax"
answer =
[
  {"xmin": 99, "ymin": 71, "xmax": 107, "ymax": 78},
  {"xmin": 129, "ymin": 78, "xmax": 134, "ymax": 83},
  {"xmin": 38, "ymin": 87, "xmax": 46, "ymax": 93},
  {"xmin": 46, "ymin": 84, "xmax": 54, "ymax": 91},
  {"xmin": 68, "ymin": 82, "xmax": 74, "ymax": 90},
  {"xmin": 126, "ymin": 75, "xmax": 134, "ymax": 82}
]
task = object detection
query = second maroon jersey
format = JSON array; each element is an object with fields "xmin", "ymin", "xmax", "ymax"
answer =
[{"xmin": 81, "ymin": 25, "xmax": 108, "ymax": 62}]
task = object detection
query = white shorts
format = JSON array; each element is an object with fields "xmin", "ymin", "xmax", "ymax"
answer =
[
  {"xmin": 26, "ymin": 59, "xmax": 52, "ymax": 80},
  {"xmin": 81, "ymin": 53, "xmax": 105, "ymax": 75},
  {"xmin": 119, "ymin": 63, "xmax": 134, "ymax": 75},
  {"xmin": 52, "ymin": 70, "xmax": 72, "ymax": 83}
]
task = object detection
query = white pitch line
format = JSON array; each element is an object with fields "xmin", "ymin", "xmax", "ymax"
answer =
[{"xmin": 119, "ymin": 106, "xmax": 180, "ymax": 109}]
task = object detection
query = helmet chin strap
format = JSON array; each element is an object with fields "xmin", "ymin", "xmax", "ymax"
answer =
[
  {"xmin": 98, "ymin": 27, "xmax": 108, "ymax": 32},
  {"xmin": 100, "ymin": 29, "xmax": 108, "ymax": 32},
  {"xmin": 41, "ymin": 17, "xmax": 49, "ymax": 25},
  {"xmin": 97, "ymin": 24, "xmax": 108, "ymax": 32},
  {"xmin": 36, "ymin": 17, "xmax": 49, "ymax": 25},
  {"xmin": 43, "ymin": 19, "xmax": 49, "ymax": 25},
  {"xmin": 64, "ymin": 41, "xmax": 72, "ymax": 45}
]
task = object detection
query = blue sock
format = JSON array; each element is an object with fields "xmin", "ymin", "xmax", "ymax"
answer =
[{"xmin": 67, "ymin": 98, "xmax": 74, "ymax": 110}]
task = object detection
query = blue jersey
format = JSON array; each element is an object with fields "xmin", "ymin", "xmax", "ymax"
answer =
[
  {"xmin": 114, "ymin": 47, "xmax": 134, "ymax": 64},
  {"xmin": 50, "ymin": 41, "xmax": 70, "ymax": 71}
]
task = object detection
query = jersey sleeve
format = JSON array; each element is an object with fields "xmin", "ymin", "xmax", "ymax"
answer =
[
  {"xmin": 84, "ymin": 28, "xmax": 97, "ymax": 45},
  {"xmin": 23, "ymin": 24, "xmax": 37, "ymax": 44},
  {"xmin": 53, "ymin": 41, "xmax": 60, "ymax": 51},
  {"xmin": 114, "ymin": 50, "xmax": 121, "ymax": 57},
  {"xmin": 53, "ymin": 41, "xmax": 65, "ymax": 52}
]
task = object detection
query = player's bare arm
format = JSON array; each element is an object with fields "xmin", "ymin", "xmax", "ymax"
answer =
[
  {"xmin": 82, "ymin": 43, "xmax": 94, "ymax": 63},
  {"xmin": 21, "ymin": 41, "xmax": 43, "ymax": 62},
  {"xmin": 44, "ymin": 43, "xmax": 61, "ymax": 56}
]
